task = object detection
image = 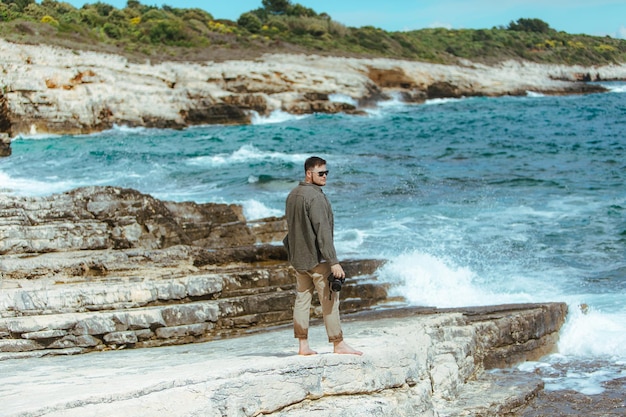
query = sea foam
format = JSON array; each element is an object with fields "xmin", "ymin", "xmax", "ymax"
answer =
[
  {"xmin": 241, "ymin": 199, "xmax": 283, "ymax": 221},
  {"xmin": 329, "ymin": 93, "xmax": 358, "ymax": 106},
  {"xmin": 250, "ymin": 110, "xmax": 309, "ymax": 125},
  {"xmin": 378, "ymin": 250, "xmax": 534, "ymax": 308},
  {"xmin": 187, "ymin": 144, "xmax": 304, "ymax": 167},
  {"xmin": 558, "ymin": 305, "xmax": 626, "ymax": 359},
  {"xmin": 0, "ymin": 171, "xmax": 74, "ymax": 196}
]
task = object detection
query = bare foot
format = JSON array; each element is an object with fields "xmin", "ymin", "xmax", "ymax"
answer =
[
  {"xmin": 298, "ymin": 339, "xmax": 318, "ymax": 356},
  {"xmin": 333, "ymin": 341, "xmax": 363, "ymax": 355}
]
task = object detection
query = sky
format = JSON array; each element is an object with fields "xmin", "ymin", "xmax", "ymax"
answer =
[{"xmin": 63, "ymin": 0, "xmax": 626, "ymax": 39}]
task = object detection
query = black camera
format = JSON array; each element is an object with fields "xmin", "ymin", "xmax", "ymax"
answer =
[{"xmin": 327, "ymin": 273, "xmax": 346, "ymax": 298}]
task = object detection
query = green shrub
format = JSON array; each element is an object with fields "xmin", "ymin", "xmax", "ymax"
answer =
[
  {"xmin": 91, "ymin": 1, "xmax": 114, "ymax": 17},
  {"xmin": 265, "ymin": 16, "xmax": 288, "ymax": 32},
  {"xmin": 182, "ymin": 8, "xmax": 212, "ymax": 23},
  {"xmin": 102, "ymin": 21, "xmax": 120, "ymax": 38},
  {"xmin": 146, "ymin": 19, "xmax": 189, "ymax": 44},
  {"xmin": 58, "ymin": 9, "xmax": 81, "ymax": 25},
  {"xmin": 2, "ymin": 0, "xmax": 35, "ymax": 13},
  {"xmin": 283, "ymin": 15, "xmax": 328, "ymax": 37},
  {"xmin": 328, "ymin": 20, "xmax": 347, "ymax": 37},
  {"xmin": 141, "ymin": 9, "xmax": 168, "ymax": 22},
  {"xmin": 23, "ymin": 3, "xmax": 45, "ymax": 19},
  {"xmin": 238, "ymin": 12, "xmax": 261, "ymax": 33},
  {"xmin": 40, "ymin": 0, "xmax": 74, "ymax": 15},
  {"xmin": 288, "ymin": 3, "xmax": 317, "ymax": 17},
  {"xmin": 79, "ymin": 8, "xmax": 105, "ymax": 27},
  {"xmin": 0, "ymin": 4, "xmax": 6, "ymax": 20}
]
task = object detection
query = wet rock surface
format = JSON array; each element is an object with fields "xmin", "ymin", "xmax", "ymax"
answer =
[
  {"xmin": 0, "ymin": 133, "xmax": 9, "ymax": 157},
  {"xmin": 520, "ymin": 379, "xmax": 626, "ymax": 417},
  {"xmin": 519, "ymin": 359, "xmax": 626, "ymax": 417}
]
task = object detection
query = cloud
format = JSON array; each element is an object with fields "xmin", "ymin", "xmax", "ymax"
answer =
[{"xmin": 617, "ymin": 26, "xmax": 626, "ymax": 39}]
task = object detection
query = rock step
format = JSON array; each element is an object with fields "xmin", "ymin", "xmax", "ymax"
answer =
[
  {"xmin": 0, "ymin": 258, "xmax": 394, "ymax": 358},
  {"xmin": 0, "ymin": 264, "xmax": 293, "ymax": 317},
  {"xmin": 0, "ymin": 282, "xmax": 395, "ymax": 358},
  {"xmin": 274, "ymin": 366, "xmax": 546, "ymax": 417},
  {"xmin": 0, "ymin": 257, "xmax": 385, "ymax": 316}
]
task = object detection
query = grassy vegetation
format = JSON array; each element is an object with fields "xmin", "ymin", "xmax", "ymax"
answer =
[{"xmin": 1, "ymin": 0, "xmax": 625, "ymax": 65}]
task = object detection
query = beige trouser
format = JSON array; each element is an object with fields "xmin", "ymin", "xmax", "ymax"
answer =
[{"xmin": 293, "ymin": 262, "xmax": 343, "ymax": 343}]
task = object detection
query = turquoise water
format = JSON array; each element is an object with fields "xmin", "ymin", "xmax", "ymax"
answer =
[{"xmin": 1, "ymin": 83, "xmax": 625, "ymax": 393}]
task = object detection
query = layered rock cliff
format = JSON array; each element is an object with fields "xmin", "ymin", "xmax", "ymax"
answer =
[
  {"xmin": 1, "ymin": 38, "xmax": 625, "ymax": 142},
  {"xmin": 0, "ymin": 186, "xmax": 391, "ymax": 357}
]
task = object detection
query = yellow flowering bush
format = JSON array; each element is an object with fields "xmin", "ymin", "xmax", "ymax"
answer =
[
  {"xmin": 41, "ymin": 15, "xmax": 59, "ymax": 27},
  {"xmin": 596, "ymin": 44, "xmax": 617, "ymax": 52},
  {"xmin": 567, "ymin": 40, "xmax": 585, "ymax": 49},
  {"xmin": 208, "ymin": 21, "xmax": 233, "ymax": 34}
]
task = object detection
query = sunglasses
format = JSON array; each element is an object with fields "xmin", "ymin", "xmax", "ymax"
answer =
[{"xmin": 312, "ymin": 170, "xmax": 329, "ymax": 177}]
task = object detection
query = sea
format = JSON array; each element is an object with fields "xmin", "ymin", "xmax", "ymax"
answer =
[{"xmin": 1, "ymin": 83, "xmax": 625, "ymax": 400}]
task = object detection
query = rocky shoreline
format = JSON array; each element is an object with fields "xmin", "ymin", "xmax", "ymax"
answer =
[
  {"xmin": 0, "ymin": 186, "xmax": 570, "ymax": 416},
  {"xmin": 1, "ymin": 38, "xmax": 626, "ymax": 146},
  {"xmin": 2, "ymin": 39, "xmax": 619, "ymax": 414}
]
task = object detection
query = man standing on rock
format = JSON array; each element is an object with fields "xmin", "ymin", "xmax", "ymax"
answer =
[{"xmin": 283, "ymin": 156, "xmax": 363, "ymax": 356}]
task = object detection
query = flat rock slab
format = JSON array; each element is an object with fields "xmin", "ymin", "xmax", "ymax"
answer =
[{"xmin": 0, "ymin": 310, "xmax": 547, "ymax": 417}]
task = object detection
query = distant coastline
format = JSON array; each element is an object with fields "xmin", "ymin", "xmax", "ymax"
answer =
[{"xmin": 1, "ymin": 38, "xmax": 626, "ymax": 143}]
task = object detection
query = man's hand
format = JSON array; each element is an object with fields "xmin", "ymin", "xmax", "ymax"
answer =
[{"xmin": 330, "ymin": 263, "xmax": 345, "ymax": 279}]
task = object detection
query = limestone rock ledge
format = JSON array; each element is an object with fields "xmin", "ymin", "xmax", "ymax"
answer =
[
  {"xmin": 1, "ymin": 38, "xmax": 624, "ymax": 141},
  {"xmin": 0, "ymin": 304, "xmax": 566, "ymax": 417}
]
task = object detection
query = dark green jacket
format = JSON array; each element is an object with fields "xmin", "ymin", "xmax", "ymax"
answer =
[{"xmin": 283, "ymin": 181, "xmax": 338, "ymax": 271}]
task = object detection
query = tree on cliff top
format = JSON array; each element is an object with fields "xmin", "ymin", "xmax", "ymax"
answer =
[
  {"xmin": 507, "ymin": 18, "xmax": 552, "ymax": 33},
  {"xmin": 256, "ymin": 0, "xmax": 318, "ymax": 18},
  {"xmin": 262, "ymin": 0, "xmax": 290, "ymax": 15}
]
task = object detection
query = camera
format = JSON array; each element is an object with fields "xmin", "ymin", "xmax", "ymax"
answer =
[{"xmin": 327, "ymin": 273, "xmax": 346, "ymax": 298}]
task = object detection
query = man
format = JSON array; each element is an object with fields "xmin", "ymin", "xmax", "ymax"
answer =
[{"xmin": 283, "ymin": 156, "xmax": 363, "ymax": 356}]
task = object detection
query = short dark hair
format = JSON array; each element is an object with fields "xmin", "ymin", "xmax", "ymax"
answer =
[{"xmin": 304, "ymin": 156, "xmax": 326, "ymax": 172}]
